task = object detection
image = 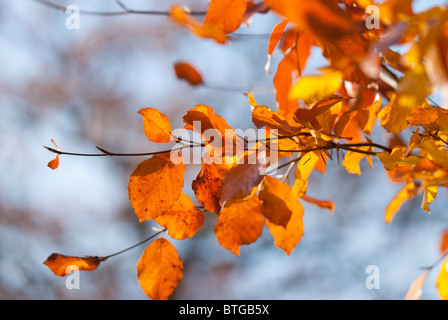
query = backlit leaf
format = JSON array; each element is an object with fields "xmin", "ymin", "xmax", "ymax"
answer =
[
  {"xmin": 436, "ymin": 257, "xmax": 448, "ymax": 300},
  {"xmin": 385, "ymin": 180, "xmax": 417, "ymax": 223},
  {"xmin": 259, "ymin": 176, "xmax": 296, "ymax": 227},
  {"xmin": 342, "ymin": 146, "xmax": 372, "ymax": 175},
  {"xmin": 174, "ymin": 61, "xmax": 203, "ymax": 86},
  {"xmin": 154, "ymin": 193, "xmax": 205, "ymax": 240},
  {"xmin": 169, "ymin": 5, "xmax": 227, "ymax": 44},
  {"xmin": 404, "ymin": 271, "xmax": 429, "ymax": 300},
  {"xmin": 137, "ymin": 238, "xmax": 183, "ymax": 300},
  {"xmin": 292, "ymin": 151, "xmax": 319, "ymax": 198},
  {"xmin": 265, "ymin": 199, "xmax": 304, "ymax": 255},
  {"xmin": 192, "ymin": 163, "xmax": 229, "ymax": 214},
  {"xmin": 204, "ymin": 0, "xmax": 247, "ymax": 34},
  {"xmin": 214, "ymin": 196, "xmax": 264, "ymax": 255},
  {"xmin": 301, "ymin": 194, "xmax": 335, "ymax": 213},
  {"xmin": 138, "ymin": 108, "xmax": 172, "ymax": 143},
  {"xmin": 289, "ymin": 70, "xmax": 343, "ymax": 102},
  {"xmin": 128, "ymin": 154, "xmax": 185, "ymax": 222},
  {"xmin": 43, "ymin": 253, "xmax": 103, "ymax": 277},
  {"xmin": 47, "ymin": 155, "xmax": 59, "ymax": 170}
]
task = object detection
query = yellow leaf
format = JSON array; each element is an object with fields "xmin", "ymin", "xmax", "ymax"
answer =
[
  {"xmin": 292, "ymin": 151, "xmax": 319, "ymax": 197},
  {"xmin": 342, "ymin": 147, "xmax": 372, "ymax": 175},
  {"xmin": 384, "ymin": 180, "xmax": 417, "ymax": 223},
  {"xmin": 289, "ymin": 70, "xmax": 343, "ymax": 102},
  {"xmin": 420, "ymin": 185, "xmax": 438, "ymax": 213},
  {"xmin": 377, "ymin": 147, "xmax": 421, "ymax": 170},
  {"xmin": 436, "ymin": 257, "xmax": 448, "ymax": 300}
]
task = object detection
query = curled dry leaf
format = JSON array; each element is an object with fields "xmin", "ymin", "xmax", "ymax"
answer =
[
  {"xmin": 137, "ymin": 238, "xmax": 183, "ymax": 300},
  {"xmin": 43, "ymin": 253, "xmax": 104, "ymax": 277}
]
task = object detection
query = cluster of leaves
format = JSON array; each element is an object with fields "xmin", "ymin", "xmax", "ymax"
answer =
[{"xmin": 43, "ymin": 0, "xmax": 448, "ymax": 300}]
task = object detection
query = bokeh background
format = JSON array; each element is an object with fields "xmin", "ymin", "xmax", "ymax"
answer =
[{"xmin": 1, "ymin": 0, "xmax": 448, "ymax": 300}]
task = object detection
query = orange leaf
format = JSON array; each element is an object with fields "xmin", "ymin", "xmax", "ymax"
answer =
[
  {"xmin": 214, "ymin": 196, "xmax": 264, "ymax": 255},
  {"xmin": 138, "ymin": 108, "xmax": 172, "ymax": 143},
  {"xmin": 47, "ymin": 154, "xmax": 59, "ymax": 170},
  {"xmin": 174, "ymin": 61, "xmax": 203, "ymax": 86},
  {"xmin": 137, "ymin": 238, "xmax": 183, "ymax": 300},
  {"xmin": 267, "ymin": 20, "xmax": 288, "ymax": 56},
  {"xmin": 440, "ymin": 228, "xmax": 448, "ymax": 254},
  {"xmin": 259, "ymin": 176, "xmax": 296, "ymax": 228},
  {"xmin": 183, "ymin": 105, "xmax": 239, "ymax": 159},
  {"xmin": 384, "ymin": 180, "xmax": 417, "ymax": 223},
  {"xmin": 436, "ymin": 257, "xmax": 448, "ymax": 300},
  {"xmin": 204, "ymin": 0, "xmax": 247, "ymax": 34},
  {"xmin": 169, "ymin": 5, "xmax": 227, "ymax": 44},
  {"xmin": 43, "ymin": 253, "xmax": 103, "ymax": 277},
  {"xmin": 404, "ymin": 271, "xmax": 429, "ymax": 300},
  {"xmin": 192, "ymin": 163, "xmax": 229, "ymax": 214},
  {"xmin": 251, "ymin": 105, "xmax": 302, "ymax": 136},
  {"xmin": 264, "ymin": 0, "xmax": 355, "ymax": 41},
  {"xmin": 301, "ymin": 194, "xmax": 335, "ymax": 213},
  {"xmin": 154, "ymin": 193, "xmax": 205, "ymax": 240},
  {"xmin": 265, "ymin": 199, "xmax": 304, "ymax": 256},
  {"xmin": 128, "ymin": 154, "xmax": 185, "ymax": 222},
  {"xmin": 273, "ymin": 56, "xmax": 299, "ymax": 115}
]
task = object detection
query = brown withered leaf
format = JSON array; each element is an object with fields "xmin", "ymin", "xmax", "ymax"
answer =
[
  {"xmin": 174, "ymin": 61, "xmax": 203, "ymax": 86},
  {"xmin": 137, "ymin": 238, "xmax": 183, "ymax": 300},
  {"xmin": 214, "ymin": 196, "xmax": 264, "ymax": 255},
  {"xmin": 128, "ymin": 153, "xmax": 185, "ymax": 222},
  {"xmin": 43, "ymin": 253, "xmax": 104, "ymax": 277}
]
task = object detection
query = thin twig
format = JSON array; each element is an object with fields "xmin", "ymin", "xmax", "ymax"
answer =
[
  {"xmin": 32, "ymin": 0, "xmax": 207, "ymax": 16},
  {"xmin": 100, "ymin": 228, "xmax": 168, "ymax": 260}
]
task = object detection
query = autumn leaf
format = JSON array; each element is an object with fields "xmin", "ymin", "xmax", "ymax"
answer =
[
  {"xmin": 301, "ymin": 194, "xmax": 335, "ymax": 213},
  {"xmin": 342, "ymin": 146, "xmax": 373, "ymax": 175},
  {"xmin": 404, "ymin": 271, "xmax": 429, "ymax": 300},
  {"xmin": 264, "ymin": 0, "xmax": 355, "ymax": 41},
  {"xmin": 128, "ymin": 153, "xmax": 185, "ymax": 222},
  {"xmin": 43, "ymin": 253, "xmax": 104, "ymax": 277},
  {"xmin": 47, "ymin": 155, "xmax": 59, "ymax": 170},
  {"xmin": 174, "ymin": 61, "xmax": 203, "ymax": 86},
  {"xmin": 154, "ymin": 193, "xmax": 205, "ymax": 240},
  {"xmin": 183, "ymin": 104, "xmax": 240, "ymax": 159},
  {"xmin": 169, "ymin": 5, "xmax": 227, "ymax": 44},
  {"xmin": 220, "ymin": 151, "xmax": 267, "ymax": 206},
  {"xmin": 440, "ymin": 228, "xmax": 448, "ymax": 254},
  {"xmin": 204, "ymin": 0, "xmax": 247, "ymax": 34},
  {"xmin": 138, "ymin": 108, "xmax": 172, "ymax": 143},
  {"xmin": 137, "ymin": 238, "xmax": 183, "ymax": 300},
  {"xmin": 289, "ymin": 70, "xmax": 343, "ymax": 102},
  {"xmin": 420, "ymin": 185, "xmax": 437, "ymax": 213},
  {"xmin": 259, "ymin": 176, "xmax": 297, "ymax": 228},
  {"xmin": 251, "ymin": 104, "xmax": 302, "ymax": 136},
  {"xmin": 192, "ymin": 163, "xmax": 229, "ymax": 214},
  {"xmin": 292, "ymin": 151, "xmax": 319, "ymax": 198},
  {"xmin": 214, "ymin": 196, "xmax": 264, "ymax": 255},
  {"xmin": 265, "ymin": 199, "xmax": 304, "ymax": 256},
  {"xmin": 436, "ymin": 257, "xmax": 448, "ymax": 300},
  {"xmin": 384, "ymin": 180, "xmax": 417, "ymax": 223}
]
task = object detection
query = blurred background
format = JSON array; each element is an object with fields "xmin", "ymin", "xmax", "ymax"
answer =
[{"xmin": 1, "ymin": 0, "xmax": 448, "ymax": 300}]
